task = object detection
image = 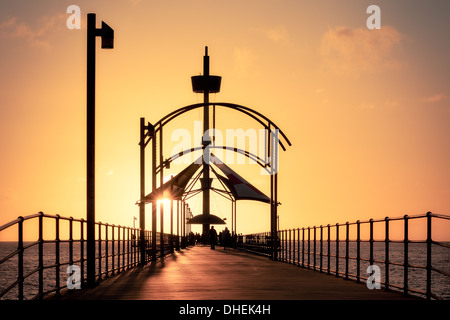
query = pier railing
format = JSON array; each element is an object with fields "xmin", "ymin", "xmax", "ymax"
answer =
[
  {"xmin": 0, "ymin": 212, "xmax": 186, "ymax": 300},
  {"xmin": 239, "ymin": 212, "xmax": 450, "ymax": 300}
]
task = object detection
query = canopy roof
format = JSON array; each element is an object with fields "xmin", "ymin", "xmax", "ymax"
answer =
[{"xmin": 143, "ymin": 154, "xmax": 270, "ymax": 204}]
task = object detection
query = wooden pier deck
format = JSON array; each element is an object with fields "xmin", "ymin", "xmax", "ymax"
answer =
[{"xmin": 55, "ymin": 246, "xmax": 416, "ymax": 300}]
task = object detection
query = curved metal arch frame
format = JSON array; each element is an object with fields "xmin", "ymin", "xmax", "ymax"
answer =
[
  {"xmin": 153, "ymin": 102, "xmax": 292, "ymax": 151},
  {"xmin": 158, "ymin": 145, "xmax": 271, "ymax": 174},
  {"xmin": 140, "ymin": 101, "xmax": 290, "ymax": 261}
]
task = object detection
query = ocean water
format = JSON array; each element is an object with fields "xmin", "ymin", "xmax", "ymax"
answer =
[
  {"xmin": 277, "ymin": 240, "xmax": 450, "ymax": 299},
  {"xmin": 0, "ymin": 241, "xmax": 140, "ymax": 300},
  {"xmin": 1, "ymin": 240, "xmax": 449, "ymax": 300}
]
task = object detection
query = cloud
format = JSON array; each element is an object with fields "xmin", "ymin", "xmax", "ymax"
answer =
[
  {"xmin": 321, "ymin": 26, "xmax": 404, "ymax": 77},
  {"xmin": 423, "ymin": 93, "xmax": 448, "ymax": 103},
  {"xmin": 0, "ymin": 14, "xmax": 65, "ymax": 49}
]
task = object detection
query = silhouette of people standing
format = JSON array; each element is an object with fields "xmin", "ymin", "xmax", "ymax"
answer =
[
  {"xmin": 209, "ymin": 226, "xmax": 217, "ymax": 250},
  {"xmin": 223, "ymin": 227, "xmax": 231, "ymax": 250}
]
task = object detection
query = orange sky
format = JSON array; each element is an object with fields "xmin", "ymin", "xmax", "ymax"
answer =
[{"xmin": 0, "ymin": 0, "xmax": 449, "ymax": 241}]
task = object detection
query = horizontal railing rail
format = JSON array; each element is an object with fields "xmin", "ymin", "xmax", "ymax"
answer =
[
  {"xmin": 238, "ymin": 212, "xmax": 450, "ymax": 300},
  {"xmin": 0, "ymin": 212, "xmax": 188, "ymax": 300}
]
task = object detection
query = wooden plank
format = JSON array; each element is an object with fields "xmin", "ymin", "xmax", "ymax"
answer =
[{"xmin": 55, "ymin": 246, "xmax": 417, "ymax": 300}]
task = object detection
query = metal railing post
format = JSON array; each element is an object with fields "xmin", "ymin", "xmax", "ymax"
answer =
[
  {"xmin": 80, "ymin": 219, "xmax": 85, "ymax": 287},
  {"xmin": 105, "ymin": 224, "xmax": 109, "ymax": 277},
  {"xmin": 307, "ymin": 227, "xmax": 310, "ymax": 269},
  {"xmin": 117, "ymin": 225, "xmax": 121, "ymax": 272},
  {"xmin": 111, "ymin": 225, "xmax": 115, "ymax": 275},
  {"xmin": 320, "ymin": 225, "xmax": 323, "ymax": 272},
  {"xmin": 385, "ymin": 217, "xmax": 390, "ymax": 291},
  {"xmin": 289, "ymin": 229, "xmax": 292, "ymax": 264},
  {"xmin": 302, "ymin": 228, "xmax": 305, "ymax": 267},
  {"xmin": 336, "ymin": 223, "xmax": 339, "ymax": 277},
  {"xmin": 69, "ymin": 217, "xmax": 74, "ymax": 273},
  {"xmin": 327, "ymin": 224, "xmax": 331, "ymax": 275},
  {"xmin": 17, "ymin": 216, "xmax": 24, "ymax": 300},
  {"xmin": 369, "ymin": 219, "xmax": 374, "ymax": 267},
  {"xmin": 403, "ymin": 215, "xmax": 409, "ymax": 296},
  {"xmin": 313, "ymin": 226, "xmax": 316, "ymax": 270},
  {"xmin": 122, "ymin": 226, "xmax": 126, "ymax": 271},
  {"xmin": 55, "ymin": 214, "xmax": 60, "ymax": 296},
  {"xmin": 356, "ymin": 220, "xmax": 360, "ymax": 283},
  {"xmin": 38, "ymin": 213, "xmax": 44, "ymax": 299},
  {"xmin": 426, "ymin": 212, "xmax": 432, "ymax": 300},
  {"xmin": 345, "ymin": 222, "xmax": 349, "ymax": 280}
]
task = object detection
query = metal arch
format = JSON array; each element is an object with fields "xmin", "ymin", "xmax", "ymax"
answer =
[
  {"xmin": 157, "ymin": 145, "xmax": 274, "ymax": 174},
  {"xmin": 152, "ymin": 102, "xmax": 292, "ymax": 151}
]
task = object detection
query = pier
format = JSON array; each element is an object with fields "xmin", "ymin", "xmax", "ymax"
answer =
[{"xmin": 54, "ymin": 245, "xmax": 415, "ymax": 300}]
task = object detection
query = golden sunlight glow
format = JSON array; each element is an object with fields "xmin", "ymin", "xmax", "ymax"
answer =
[{"xmin": 0, "ymin": 1, "xmax": 449, "ymax": 241}]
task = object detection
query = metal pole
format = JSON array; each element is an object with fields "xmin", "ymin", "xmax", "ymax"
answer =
[
  {"xmin": 159, "ymin": 126, "xmax": 164, "ymax": 257},
  {"xmin": 139, "ymin": 118, "xmax": 146, "ymax": 264},
  {"xmin": 18, "ymin": 216, "xmax": 24, "ymax": 300},
  {"xmin": 426, "ymin": 212, "xmax": 432, "ymax": 299},
  {"xmin": 86, "ymin": 12, "xmax": 96, "ymax": 288},
  {"xmin": 170, "ymin": 199, "xmax": 174, "ymax": 253},
  {"xmin": 177, "ymin": 200, "xmax": 180, "ymax": 250},
  {"xmin": 404, "ymin": 215, "xmax": 409, "ymax": 296},
  {"xmin": 202, "ymin": 47, "xmax": 211, "ymax": 236},
  {"xmin": 385, "ymin": 217, "xmax": 390, "ymax": 291},
  {"xmin": 356, "ymin": 220, "xmax": 361, "ymax": 283},
  {"xmin": 151, "ymin": 127, "xmax": 157, "ymax": 261},
  {"xmin": 336, "ymin": 224, "xmax": 339, "ymax": 277}
]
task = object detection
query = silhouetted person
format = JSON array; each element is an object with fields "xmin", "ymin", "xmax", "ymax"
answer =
[
  {"xmin": 209, "ymin": 226, "xmax": 217, "ymax": 250},
  {"xmin": 223, "ymin": 227, "xmax": 231, "ymax": 250}
]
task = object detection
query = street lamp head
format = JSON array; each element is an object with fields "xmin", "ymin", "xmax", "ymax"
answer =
[{"xmin": 101, "ymin": 21, "xmax": 114, "ymax": 49}]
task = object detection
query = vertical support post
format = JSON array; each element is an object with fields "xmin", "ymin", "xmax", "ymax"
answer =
[
  {"xmin": 202, "ymin": 46, "xmax": 211, "ymax": 236},
  {"xmin": 274, "ymin": 172, "xmax": 278, "ymax": 261},
  {"xmin": 159, "ymin": 126, "xmax": 164, "ymax": 257},
  {"xmin": 98, "ymin": 222, "xmax": 101, "ymax": 280},
  {"xmin": 139, "ymin": 117, "xmax": 146, "ymax": 265},
  {"xmin": 111, "ymin": 225, "xmax": 115, "ymax": 275},
  {"xmin": 234, "ymin": 200, "xmax": 237, "ymax": 241},
  {"xmin": 302, "ymin": 228, "xmax": 305, "ymax": 267},
  {"xmin": 307, "ymin": 227, "xmax": 310, "ymax": 269},
  {"xmin": 151, "ymin": 126, "xmax": 157, "ymax": 261},
  {"xmin": 426, "ymin": 212, "xmax": 432, "ymax": 300},
  {"xmin": 297, "ymin": 228, "xmax": 300, "ymax": 266},
  {"xmin": 105, "ymin": 224, "xmax": 109, "ymax": 277},
  {"xmin": 160, "ymin": 201, "xmax": 164, "ymax": 257},
  {"xmin": 38, "ymin": 213, "xmax": 44, "ymax": 299},
  {"xmin": 17, "ymin": 216, "xmax": 24, "ymax": 301},
  {"xmin": 403, "ymin": 215, "xmax": 409, "ymax": 296},
  {"xmin": 336, "ymin": 224, "xmax": 339, "ymax": 277},
  {"xmin": 86, "ymin": 12, "xmax": 97, "ymax": 288},
  {"xmin": 55, "ymin": 215, "xmax": 60, "ymax": 296},
  {"xmin": 289, "ymin": 229, "xmax": 292, "ymax": 263},
  {"xmin": 327, "ymin": 224, "xmax": 331, "ymax": 275},
  {"xmin": 122, "ymin": 226, "xmax": 126, "ymax": 271},
  {"xmin": 356, "ymin": 220, "xmax": 361, "ymax": 283},
  {"xmin": 69, "ymin": 217, "xmax": 74, "ymax": 273},
  {"xmin": 80, "ymin": 219, "xmax": 85, "ymax": 287},
  {"xmin": 320, "ymin": 225, "xmax": 323, "ymax": 272},
  {"xmin": 170, "ymin": 199, "xmax": 174, "ymax": 253},
  {"xmin": 313, "ymin": 226, "xmax": 316, "ymax": 270},
  {"xmin": 176, "ymin": 200, "xmax": 180, "ymax": 250},
  {"xmin": 369, "ymin": 219, "xmax": 374, "ymax": 268},
  {"xmin": 385, "ymin": 217, "xmax": 390, "ymax": 291},
  {"xmin": 345, "ymin": 222, "xmax": 349, "ymax": 280}
]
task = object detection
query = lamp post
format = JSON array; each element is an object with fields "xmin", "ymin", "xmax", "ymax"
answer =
[{"xmin": 86, "ymin": 13, "xmax": 114, "ymax": 288}]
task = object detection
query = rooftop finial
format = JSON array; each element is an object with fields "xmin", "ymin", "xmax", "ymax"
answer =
[{"xmin": 205, "ymin": 46, "xmax": 208, "ymax": 56}]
